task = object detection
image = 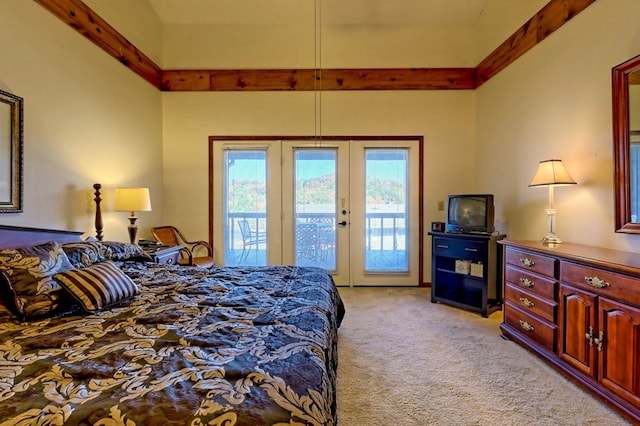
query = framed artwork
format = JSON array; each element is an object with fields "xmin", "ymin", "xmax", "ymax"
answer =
[{"xmin": 0, "ymin": 89, "xmax": 23, "ymax": 213}]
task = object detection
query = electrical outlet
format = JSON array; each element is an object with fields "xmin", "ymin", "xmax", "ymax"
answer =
[{"xmin": 437, "ymin": 201, "xmax": 445, "ymax": 211}]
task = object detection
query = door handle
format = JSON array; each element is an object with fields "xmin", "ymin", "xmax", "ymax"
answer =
[{"xmin": 338, "ymin": 221, "xmax": 348, "ymax": 226}]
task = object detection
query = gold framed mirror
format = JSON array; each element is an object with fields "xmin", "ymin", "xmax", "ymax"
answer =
[
  {"xmin": 0, "ymin": 90, "xmax": 23, "ymax": 213},
  {"xmin": 613, "ymin": 55, "xmax": 640, "ymax": 232}
]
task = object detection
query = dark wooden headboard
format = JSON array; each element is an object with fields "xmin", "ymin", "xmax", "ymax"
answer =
[
  {"xmin": 0, "ymin": 183, "xmax": 105, "ymax": 250},
  {"xmin": 0, "ymin": 225, "xmax": 83, "ymax": 250}
]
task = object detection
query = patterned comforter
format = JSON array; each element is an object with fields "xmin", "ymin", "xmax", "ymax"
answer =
[{"xmin": 0, "ymin": 264, "xmax": 345, "ymax": 426}]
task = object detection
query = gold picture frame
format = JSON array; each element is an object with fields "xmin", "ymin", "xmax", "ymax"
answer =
[{"xmin": 0, "ymin": 89, "xmax": 23, "ymax": 213}]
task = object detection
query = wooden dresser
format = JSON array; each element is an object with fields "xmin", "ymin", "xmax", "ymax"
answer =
[{"xmin": 499, "ymin": 240, "xmax": 640, "ymax": 424}]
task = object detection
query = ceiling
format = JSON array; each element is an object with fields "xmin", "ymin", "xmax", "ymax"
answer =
[
  {"xmin": 61, "ymin": 0, "xmax": 564, "ymax": 90},
  {"xmin": 147, "ymin": 0, "xmax": 491, "ymax": 27}
]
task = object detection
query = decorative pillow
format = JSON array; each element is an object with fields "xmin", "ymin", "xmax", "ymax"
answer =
[
  {"xmin": 100, "ymin": 241, "xmax": 152, "ymax": 262},
  {"xmin": 62, "ymin": 241, "xmax": 107, "ymax": 268},
  {"xmin": 54, "ymin": 261, "xmax": 139, "ymax": 312},
  {"xmin": 0, "ymin": 241, "xmax": 77, "ymax": 320}
]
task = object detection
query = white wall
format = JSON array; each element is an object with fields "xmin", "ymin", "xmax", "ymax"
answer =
[
  {"xmin": 161, "ymin": 2, "xmax": 480, "ymax": 69},
  {"xmin": 162, "ymin": 0, "xmax": 640, "ymax": 276},
  {"xmin": 162, "ymin": 90, "xmax": 476, "ymax": 270},
  {"xmin": 474, "ymin": 0, "xmax": 548, "ymax": 63},
  {"xmin": 85, "ymin": 0, "xmax": 163, "ymax": 66},
  {"xmin": 476, "ymin": 0, "xmax": 640, "ymax": 251},
  {"xmin": 0, "ymin": 1, "xmax": 163, "ymax": 242},
  {"xmin": 160, "ymin": 7, "xmax": 486, "ymax": 277},
  {"xmin": 6, "ymin": 0, "xmax": 640, "ymax": 280}
]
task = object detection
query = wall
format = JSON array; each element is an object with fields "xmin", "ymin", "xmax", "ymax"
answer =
[
  {"xmin": 0, "ymin": 1, "xmax": 163, "ymax": 242},
  {"xmin": 162, "ymin": 1, "xmax": 620, "ymax": 278},
  {"xmin": 162, "ymin": 90, "xmax": 476, "ymax": 270},
  {"xmin": 160, "ymin": 2, "xmax": 480, "ymax": 69},
  {"xmin": 474, "ymin": 0, "xmax": 548, "ymax": 63},
  {"xmin": 476, "ymin": 0, "xmax": 640, "ymax": 251},
  {"xmin": 84, "ymin": 0, "xmax": 163, "ymax": 66},
  {"xmin": 6, "ymin": 0, "xmax": 633, "ymax": 283}
]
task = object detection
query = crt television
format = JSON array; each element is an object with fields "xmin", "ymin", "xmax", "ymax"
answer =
[{"xmin": 446, "ymin": 194, "xmax": 495, "ymax": 234}]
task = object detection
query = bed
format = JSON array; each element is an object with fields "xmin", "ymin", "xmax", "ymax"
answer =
[{"xmin": 0, "ymin": 193, "xmax": 344, "ymax": 425}]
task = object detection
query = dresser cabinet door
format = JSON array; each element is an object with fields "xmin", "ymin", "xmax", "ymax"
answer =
[
  {"xmin": 599, "ymin": 297, "xmax": 640, "ymax": 407},
  {"xmin": 559, "ymin": 284, "xmax": 597, "ymax": 377}
]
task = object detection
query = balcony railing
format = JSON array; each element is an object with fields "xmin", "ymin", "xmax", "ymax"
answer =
[
  {"xmin": 226, "ymin": 212, "xmax": 405, "ymax": 251},
  {"xmin": 226, "ymin": 212, "xmax": 407, "ymax": 270}
]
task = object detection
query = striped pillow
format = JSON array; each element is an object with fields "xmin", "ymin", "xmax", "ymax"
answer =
[{"xmin": 54, "ymin": 261, "xmax": 139, "ymax": 312}]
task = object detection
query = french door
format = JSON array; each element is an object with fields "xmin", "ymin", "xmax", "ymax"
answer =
[{"xmin": 211, "ymin": 137, "xmax": 422, "ymax": 286}]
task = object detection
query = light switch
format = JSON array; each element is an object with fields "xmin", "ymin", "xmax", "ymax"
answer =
[{"xmin": 437, "ymin": 201, "xmax": 445, "ymax": 211}]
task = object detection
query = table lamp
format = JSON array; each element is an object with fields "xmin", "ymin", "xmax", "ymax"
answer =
[
  {"xmin": 114, "ymin": 187, "xmax": 152, "ymax": 244},
  {"xmin": 529, "ymin": 159, "xmax": 576, "ymax": 245}
]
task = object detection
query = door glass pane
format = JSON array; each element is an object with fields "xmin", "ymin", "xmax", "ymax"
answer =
[
  {"xmin": 225, "ymin": 150, "xmax": 267, "ymax": 265},
  {"xmin": 294, "ymin": 149, "xmax": 336, "ymax": 270},
  {"xmin": 365, "ymin": 148, "xmax": 408, "ymax": 272}
]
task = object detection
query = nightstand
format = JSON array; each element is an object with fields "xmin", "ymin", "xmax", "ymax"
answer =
[{"xmin": 143, "ymin": 245, "xmax": 184, "ymax": 265}]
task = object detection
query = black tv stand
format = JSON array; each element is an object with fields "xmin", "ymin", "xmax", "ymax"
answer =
[{"xmin": 428, "ymin": 231, "xmax": 505, "ymax": 317}]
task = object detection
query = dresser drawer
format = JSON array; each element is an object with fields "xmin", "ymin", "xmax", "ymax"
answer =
[
  {"xmin": 504, "ymin": 303, "xmax": 557, "ymax": 352},
  {"xmin": 505, "ymin": 247, "xmax": 557, "ymax": 279},
  {"xmin": 505, "ymin": 265, "xmax": 557, "ymax": 300},
  {"xmin": 561, "ymin": 261, "xmax": 640, "ymax": 308},
  {"xmin": 505, "ymin": 283, "xmax": 556, "ymax": 323},
  {"xmin": 433, "ymin": 237, "xmax": 484, "ymax": 262}
]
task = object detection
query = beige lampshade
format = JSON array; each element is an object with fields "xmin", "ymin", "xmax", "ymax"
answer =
[
  {"xmin": 529, "ymin": 159, "xmax": 577, "ymax": 187},
  {"xmin": 114, "ymin": 187, "xmax": 152, "ymax": 213}
]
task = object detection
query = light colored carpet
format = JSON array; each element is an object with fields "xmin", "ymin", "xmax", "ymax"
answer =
[{"xmin": 336, "ymin": 287, "xmax": 631, "ymax": 425}]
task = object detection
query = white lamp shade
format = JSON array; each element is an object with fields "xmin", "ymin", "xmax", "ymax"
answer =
[
  {"xmin": 114, "ymin": 188, "xmax": 152, "ymax": 212},
  {"xmin": 529, "ymin": 159, "xmax": 577, "ymax": 187}
]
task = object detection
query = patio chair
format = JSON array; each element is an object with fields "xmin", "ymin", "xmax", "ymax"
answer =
[
  {"xmin": 308, "ymin": 217, "xmax": 335, "ymax": 260},
  {"xmin": 238, "ymin": 219, "xmax": 267, "ymax": 262},
  {"xmin": 295, "ymin": 222, "xmax": 319, "ymax": 260},
  {"xmin": 151, "ymin": 226, "xmax": 215, "ymax": 267}
]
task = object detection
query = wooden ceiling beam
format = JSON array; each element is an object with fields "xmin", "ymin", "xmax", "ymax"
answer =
[
  {"xmin": 33, "ymin": 0, "xmax": 162, "ymax": 89},
  {"xmin": 162, "ymin": 68, "xmax": 476, "ymax": 91},
  {"xmin": 34, "ymin": 0, "xmax": 597, "ymax": 92},
  {"xmin": 476, "ymin": 0, "xmax": 597, "ymax": 87},
  {"xmin": 321, "ymin": 68, "xmax": 476, "ymax": 90}
]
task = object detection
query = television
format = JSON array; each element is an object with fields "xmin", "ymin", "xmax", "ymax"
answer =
[{"xmin": 446, "ymin": 194, "xmax": 495, "ymax": 234}]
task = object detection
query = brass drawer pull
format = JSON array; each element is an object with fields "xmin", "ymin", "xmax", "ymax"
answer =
[
  {"xmin": 594, "ymin": 331, "xmax": 605, "ymax": 352},
  {"xmin": 519, "ymin": 297, "xmax": 534, "ymax": 308},
  {"xmin": 520, "ymin": 258, "xmax": 535, "ymax": 267},
  {"xmin": 585, "ymin": 325, "xmax": 594, "ymax": 346},
  {"xmin": 436, "ymin": 244, "xmax": 449, "ymax": 249},
  {"xmin": 519, "ymin": 278, "xmax": 534, "ymax": 288},
  {"xmin": 519, "ymin": 320, "xmax": 534, "ymax": 332},
  {"xmin": 464, "ymin": 247, "xmax": 478, "ymax": 252},
  {"xmin": 586, "ymin": 326, "xmax": 605, "ymax": 351},
  {"xmin": 585, "ymin": 276, "xmax": 610, "ymax": 289}
]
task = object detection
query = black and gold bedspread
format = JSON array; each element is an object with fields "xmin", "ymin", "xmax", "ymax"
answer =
[{"xmin": 0, "ymin": 264, "xmax": 345, "ymax": 426}]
